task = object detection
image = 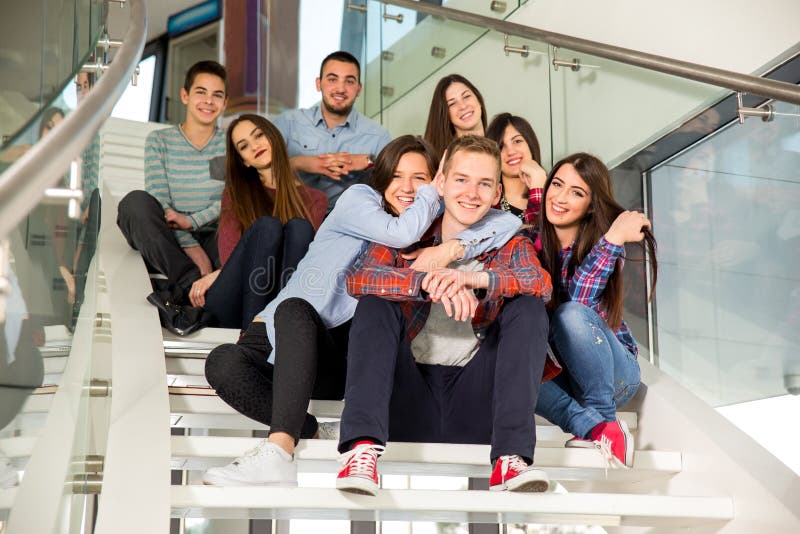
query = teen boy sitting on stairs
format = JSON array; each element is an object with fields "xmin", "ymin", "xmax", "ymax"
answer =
[
  {"xmin": 336, "ymin": 135, "xmax": 558, "ymax": 496},
  {"xmin": 117, "ymin": 60, "xmax": 228, "ymax": 302}
]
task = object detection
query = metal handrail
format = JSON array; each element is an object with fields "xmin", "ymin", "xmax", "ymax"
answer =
[
  {"xmin": 0, "ymin": 0, "xmax": 148, "ymax": 239},
  {"xmin": 383, "ymin": 0, "xmax": 800, "ymax": 105}
]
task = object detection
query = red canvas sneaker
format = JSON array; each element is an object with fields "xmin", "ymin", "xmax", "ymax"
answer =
[
  {"xmin": 588, "ymin": 419, "xmax": 634, "ymax": 468},
  {"xmin": 336, "ymin": 440, "xmax": 385, "ymax": 496},
  {"xmin": 489, "ymin": 455, "xmax": 549, "ymax": 493}
]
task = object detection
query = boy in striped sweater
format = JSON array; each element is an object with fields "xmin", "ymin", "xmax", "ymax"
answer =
[{"xmin": 117, "ymin": 61, "xmax": 228, "ymax": 300}]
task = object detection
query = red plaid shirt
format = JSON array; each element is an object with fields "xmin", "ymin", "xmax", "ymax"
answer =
[{"xmin": 347, "ymin": 218, "xmax": 561, "ymax": 382}]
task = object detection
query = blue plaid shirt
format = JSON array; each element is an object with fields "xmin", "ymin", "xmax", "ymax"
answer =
[
  {"xmin": 558, "ymin": 237, "xmax": 638, "ymax": 356},
  {"xmin": 526, "ymin": 187, "xmax": 638, "ymax": 356}
]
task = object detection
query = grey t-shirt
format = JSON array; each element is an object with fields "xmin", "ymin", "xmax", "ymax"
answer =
[{"xmin": 410, "ymin": 259, "xmax": 484, "ymax": 367}]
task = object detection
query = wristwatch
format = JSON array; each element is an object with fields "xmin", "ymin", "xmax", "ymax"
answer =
[{"xmin": 365, "ymin": 154, "xmax": 375, "ymax": 170}]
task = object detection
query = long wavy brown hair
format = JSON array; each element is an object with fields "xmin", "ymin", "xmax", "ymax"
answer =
[
  {"xmin": 225, "ymin": 114, "xmax": 311, "ymax": 229},
  {"xmin": 538, "ymin": 153, "xmax": 658, "ymax": 329},
  {"xmin": 423, "ymin": 74, "xmax": 487, "ymax": 160}
]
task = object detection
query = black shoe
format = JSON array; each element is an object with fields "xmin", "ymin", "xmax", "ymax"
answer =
[{"xmin": 146, "ymin": 290, "xmax": 212, "ymax": 336}]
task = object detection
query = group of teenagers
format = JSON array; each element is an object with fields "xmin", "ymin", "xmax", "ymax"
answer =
[{"xmin": 117, "ymin": 51, "xmax": 657, "ymax": 496}]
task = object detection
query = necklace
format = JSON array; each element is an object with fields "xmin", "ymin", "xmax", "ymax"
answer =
[{"xmin": 500, "ymin": 194, "xmax": 525, "ymax": 221}]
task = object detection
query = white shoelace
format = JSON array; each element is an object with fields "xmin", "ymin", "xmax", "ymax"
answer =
[
  {"xmin": 338, "ymin": 443, "xmax": 385, "ymax": 476},
  {"xmin": 498, "ymin": 455, "xmax": 528, "ymax": 479},
  {"xmin": 593, "ymin": 434, "xmax": 632, "ymax": 474},
  {"xmin": 232, "ymin": 441, "xmax": 273, "ymax": 466}
]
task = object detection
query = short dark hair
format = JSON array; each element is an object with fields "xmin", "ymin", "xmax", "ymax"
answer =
[
  {"xmin": 184, "ymin": 60, "xmax": 227, "ymax": 93},
  {"xmin": 442, "ymin": 135, "xmax": 500, "ymax": 179},
  {"xmin": 319, "ymin": 51, "xmax": 361, "ymax": 80},
  {"xmin": 485, "ymin": 112, "xmax": 542, "ymax": 165}
]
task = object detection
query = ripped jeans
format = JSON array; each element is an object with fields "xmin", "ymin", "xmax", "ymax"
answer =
[{"xmin": 535, "ymin": 301, "xmax": 640, "ymax": 439}]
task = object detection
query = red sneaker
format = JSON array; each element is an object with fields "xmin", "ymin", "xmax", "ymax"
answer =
[
  {"xmin": 588, "ymin": 419, "xmax": 634, "ymax": 468},
  {"xmin": 489, "ymin": 455, "xmax": 549, "ymax": 493},
  {"xmin": 336, "ymin": 440, "xmax": 385, "ymax": 496}
]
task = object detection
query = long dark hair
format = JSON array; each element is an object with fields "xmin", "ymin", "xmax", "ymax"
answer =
[
  {"xmin": 225, "ymin": 114, "xmax": 311, "ymax": 229},
  {"xmin": 424, "ymin": 74, "xmax": 487, "ymax": 159},
  {"xmin": 369, "ymin": 135, "xmax": 438, "ymax": 216},
  {"xmin": 539, "ymin": 153, "xmax": 657, "ymax": 329},
  {"xmin": 485, "ymin": 112, "xmax": 542, "ymax": 166}
]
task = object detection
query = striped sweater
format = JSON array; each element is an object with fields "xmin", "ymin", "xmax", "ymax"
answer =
[{"xmin": 144, "ymin": 126, "xmax": 226, "ymax": 247}]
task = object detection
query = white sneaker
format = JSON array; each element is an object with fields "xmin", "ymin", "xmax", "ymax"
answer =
[
  {"xmin": 202, "ymin": 440, "xmax": 297, "ymax": 487},
  {"xmin": 0, "ymin": 456, "xmax": 19, "ymax": 489},
  {"xmin": 316, "ymin": 421, "xmax": 340, "ymax": 441}
]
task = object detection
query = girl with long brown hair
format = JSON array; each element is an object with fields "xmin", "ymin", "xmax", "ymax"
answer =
[
  {"xmin": 189, "ymin": 114, "xmax": 327, "ymax": 330},
  {"xmin": 532, "ymin": 152, "xmax": 657, "ymax": 469},
  {"xmin": 423, "ymin": 74, "xmax": 488, "ymax": 158},
  {"xmin": 485, "ymin": 113, "xmax": 547, "ymax": 222}
]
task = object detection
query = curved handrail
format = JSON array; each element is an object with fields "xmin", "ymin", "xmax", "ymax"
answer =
[
  {"xmin": 0, "ymin": 0, "xmax": 148, "ymax": 239},
  {"xmin": 383, "ymin": 0, "xmax": 800, "ymax": 105}
]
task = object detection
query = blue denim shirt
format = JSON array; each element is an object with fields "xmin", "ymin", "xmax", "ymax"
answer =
[
  {"xmin": 255, "ymin": 184, "xmax": 522, "ymax": 363},
  {"xmin": 271, "ymin": 105, "xmax": 392, "ymax": 212}
]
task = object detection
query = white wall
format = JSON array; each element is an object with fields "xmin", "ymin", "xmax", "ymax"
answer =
[{"xmin": 375, "ymin": 0, "xmax": 800, "ymax": 166}]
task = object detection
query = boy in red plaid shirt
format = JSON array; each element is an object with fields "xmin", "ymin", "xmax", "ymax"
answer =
[{"xmin": 336, "ymin": 136, "xmax": 557, "ymax": 496}]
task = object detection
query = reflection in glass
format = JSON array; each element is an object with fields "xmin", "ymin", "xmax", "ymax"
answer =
[
  {"xmin": 650, "ymin": 102, "xmax": 800, "ymax": 406},
  {"xmin": 0, "ymin": 265, "xmax": 44, "ymax": 491},
  {"xmin": 0, "ymin": 56, "xmax": 103, "ymax": 522}
]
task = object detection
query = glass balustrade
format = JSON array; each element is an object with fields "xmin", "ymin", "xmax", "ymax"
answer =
[
  {"xmin": 363, "ymin": 0, "xmax": 525, "ymax": 120},
  {"xmin": 0, "ymin": 1, "xmax": 108, "ymax": 531},
  {"xmin": 0, "ymin": 0, "xmax": 105, "ymax": 151},
  {"xmin": 649, "ymin": 100, "xmax": 800, "ymax": 407},
  {"xmin": 0, "ymin": 89, "xmax": 104, "ymax": 532}
]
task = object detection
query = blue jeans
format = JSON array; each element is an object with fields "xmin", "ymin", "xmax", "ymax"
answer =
[{"xmin": 535, "ymin": 301, "xmax": 640, "ymax": 439}]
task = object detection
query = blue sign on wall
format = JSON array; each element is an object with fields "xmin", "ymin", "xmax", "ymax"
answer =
[{"xmin": 167, "ymin": 0, "xmax": 221, "ymax": 37}]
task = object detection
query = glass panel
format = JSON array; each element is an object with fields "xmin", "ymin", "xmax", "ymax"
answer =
[
  {"xmin": 547, "ymin": 47, "xmax": 726, "ymax": 165},
  {"xmin": 0, "ymin": 0, "xmax": 104, "ymax": 150},
  {"xmin": 367, "ymin": 0, "xmax": 523, "ymax": 119},
  {"xmin": 649, "ymin": 101, "xmax": 800, "ymax": 406},
  {"xmin": 0, "ymin": 49, "xmax": 105, "ymax": 532},
  {"xmin": 112, "ymin": 54, "xmax": 157, "ymax": 122}
]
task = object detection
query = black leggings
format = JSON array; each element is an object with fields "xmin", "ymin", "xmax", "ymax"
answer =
[{"xmin": 204, "ymin": 298, "xmax": 349, "ymax": 440}]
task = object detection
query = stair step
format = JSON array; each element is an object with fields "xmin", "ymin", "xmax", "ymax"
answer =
[
  {"xmin": 168, "ymin": 394, "xmax": 638, "ymax": 431},
  {"xmin": 163, "ymin": 327, "xmax": 239, "ymax": 355},
  {"xmin": 170, "ymin": 486, "xmax": 732, "ymax": 527},
  {"xmin": 0, "ymin": 437, "xmax": 37, "ymax": 459},
  {"xmin": 20, "ymin": 393, "xmax": 53, "ymax": 414},
  {"xmin": 166, "ymin": 357, "xmax": 206, "ymax": 377},
  {"xmin": 171, "ymin": 436, "xmax": 681, "ymax": 482}
]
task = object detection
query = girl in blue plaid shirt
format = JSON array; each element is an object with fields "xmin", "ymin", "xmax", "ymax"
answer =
[{"xmin": 532, "ymin": 152, "xmax": 657, "ymax": 469}]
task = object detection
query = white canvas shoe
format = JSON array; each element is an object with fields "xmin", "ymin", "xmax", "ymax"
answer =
[{"xmin": 202, "ymin": 440, "xmax": 297, "ymax": 487}]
